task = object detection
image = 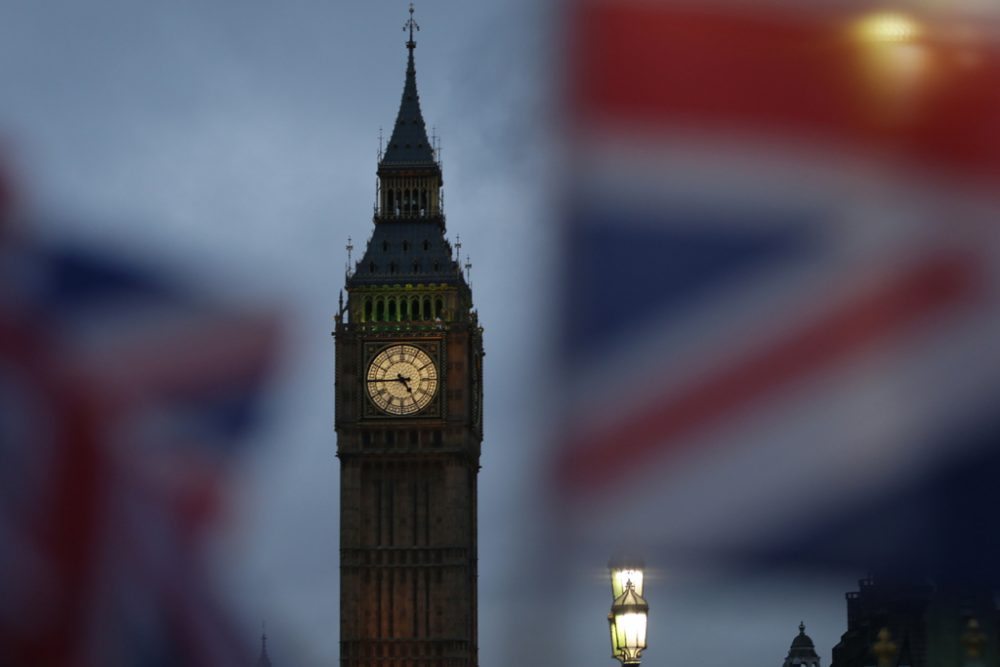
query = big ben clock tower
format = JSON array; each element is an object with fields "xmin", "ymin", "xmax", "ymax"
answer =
[{"xmin": 334, "ymin": 8, "xmax": 483, "ymax": 667}]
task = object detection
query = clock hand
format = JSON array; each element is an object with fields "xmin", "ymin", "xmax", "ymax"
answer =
[{"xmin": 366, "ymin": 375, "xmax": 413, "ymax": 393}]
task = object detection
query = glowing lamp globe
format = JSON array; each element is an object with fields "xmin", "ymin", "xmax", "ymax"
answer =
[{"xmin": 609, "ymin": 580, "xmax": 648, "ymax": 665}]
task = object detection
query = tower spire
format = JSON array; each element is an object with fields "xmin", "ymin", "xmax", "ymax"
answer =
[{"xmin": 382, "ymin": 4, "xmax": 434, "ymax": 167}]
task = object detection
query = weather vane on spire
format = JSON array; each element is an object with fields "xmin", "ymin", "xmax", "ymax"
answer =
[{"xmin": 404, "ymin": 3, "xmax": 420, "ymax": 50}]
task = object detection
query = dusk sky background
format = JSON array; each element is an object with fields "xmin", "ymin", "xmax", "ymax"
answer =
[{"xmin": 1, "ymin": 2, "xmax": 860, "ymax": 665}]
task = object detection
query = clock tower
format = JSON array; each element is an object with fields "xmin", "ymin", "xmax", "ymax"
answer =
[{"xmin": 334, "ymin": 9, "xmax": 483, "ymax": 667}]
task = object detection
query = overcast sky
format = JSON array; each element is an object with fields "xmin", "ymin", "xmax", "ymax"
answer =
[{"xmin": 1, "ymin": 2, "xmax": 855, "ymax": 665}]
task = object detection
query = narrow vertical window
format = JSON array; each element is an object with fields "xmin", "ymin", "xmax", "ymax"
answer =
[
  {"xmin": 424, "ymin": 570, "xmax": 431, "ymax": 637},
  {"xmin": 412, "ymin": 477, "xmax": 418, "ymax": 546},
  {"xmin": 387, "ymin": 479, "xmax": 395, "ymax": 545},
  {"xmin": 387, "ymin": 572, "xmax": 394, "ymax": 637},
  {"xmin": 424, "ymin": 480, "xmax": 430, "ymax": 544},
  {"xmin": 375, "ymin": 478, "xmax": 382, "ymax": 545},
  {"xmin": 412, "ymin": 569, "xmax": 419, "ymax": 636}
]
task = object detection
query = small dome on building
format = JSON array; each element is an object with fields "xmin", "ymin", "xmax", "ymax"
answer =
[
  {"xmin": 783, "ymin": 622, "xmax": 821, "ymax": 667},
  {"xmin": 792, "ymin": 622, "xmax": 816, "ymax": 649}
]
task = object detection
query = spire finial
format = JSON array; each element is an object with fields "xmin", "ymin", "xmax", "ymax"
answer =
[{"xmin": 404, "ymin": 3, "xmax": 420, "ymax": 51}]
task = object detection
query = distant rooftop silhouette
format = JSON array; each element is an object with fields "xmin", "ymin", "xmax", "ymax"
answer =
[{"xmin": 256, "ymin": 627, "xmax": 272, "ymax": 667}]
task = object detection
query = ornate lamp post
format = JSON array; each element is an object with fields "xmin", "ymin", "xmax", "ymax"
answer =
[{"xmin": 608, "ymin": 560, "xmax": 648, "ymax": 666}]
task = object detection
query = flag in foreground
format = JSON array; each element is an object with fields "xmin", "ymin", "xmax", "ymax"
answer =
[
  {"xmin": 551, "ymin": 0, "xmax": 1000, "ymax": 582},
  {"xmin": 0, "ymin": 180, "xmax": 281, "ymax": 665}
]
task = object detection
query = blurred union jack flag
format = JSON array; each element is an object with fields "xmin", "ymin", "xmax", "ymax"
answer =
[
  {"xmin": 550, "ymin": 0, "xmax": 1000, "ymax": 582},
  {"xmin": 0, "ymin": 188, "xmax": 280, "ymax": 665}
]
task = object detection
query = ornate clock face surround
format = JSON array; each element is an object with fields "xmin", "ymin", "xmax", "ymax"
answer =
[{"xmin": 365, "ymin": 343, "xmax": 439, "ymax": 416}]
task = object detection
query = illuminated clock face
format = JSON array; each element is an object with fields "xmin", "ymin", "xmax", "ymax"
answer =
[{"xmin": 366, "ymin": 344, "xmax": 438, "ymax": 415}]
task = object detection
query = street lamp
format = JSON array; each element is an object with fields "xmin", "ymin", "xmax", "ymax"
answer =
[{"xmin": 608, "ymin": 561, "xmax": 648, "ymax": 665}]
